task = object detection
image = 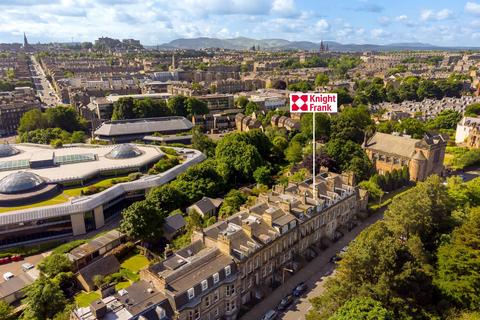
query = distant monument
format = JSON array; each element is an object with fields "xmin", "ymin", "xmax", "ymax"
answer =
[{"xmin": 23, "ymin": 32, "xmax": 32, "ymax": 51}]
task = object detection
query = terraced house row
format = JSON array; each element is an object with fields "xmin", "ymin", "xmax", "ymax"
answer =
[{"xmin": 73, "ymin": 171, "xmax": 368, "ymax": 320}]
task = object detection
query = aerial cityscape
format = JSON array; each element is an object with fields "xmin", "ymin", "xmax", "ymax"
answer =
[{"xmin": 0, "ymin": 1, "xmax": 479, "ymax": 320}]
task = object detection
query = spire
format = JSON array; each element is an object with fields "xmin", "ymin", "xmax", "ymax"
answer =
[
  {"xmin": 320, "ymin": 40, "xmax": 325, "ymax": 52},
  {"xmin": 23, "ymin": 32, "xmax": 29, "ymax": 47},
  {"xmin": 171, "ymin": 53, "xmax": 176, "ymax": 70}
]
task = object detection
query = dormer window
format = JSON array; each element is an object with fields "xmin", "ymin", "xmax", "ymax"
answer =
[
  {"xmin": 201, "ymin": 280, "xmax": 208, "ymax": 291},
  {"xmin": 188, "ymin": 288, "xmax": 195, "ymax": 300},
  {"xmin": 225, "ymin": 265, "xmax": 231, "ymax": 276},
  {"xmin": 213, "ymin": 272, "xmax": 219, "ymax": 284}
]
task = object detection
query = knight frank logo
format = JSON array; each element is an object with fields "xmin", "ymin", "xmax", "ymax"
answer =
[{"xmin": 290, "ymin": 93, "xmax": 338, "ymax": 113}]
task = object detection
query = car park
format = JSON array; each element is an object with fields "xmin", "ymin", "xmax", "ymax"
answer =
[
  {"xmin": 261, "ymin": 309, "xmax": 278, "ymax": 320},
  {"xmin": 3, "ymin": 272, "xmax": 14, "ymax": 281},
  {"xmin": 277, "ymin": 294, "xmax": 294, "ymax": 311},
  {"xmin": 292, "ymin": 282, "xmax": 308, "ymax": 297}
]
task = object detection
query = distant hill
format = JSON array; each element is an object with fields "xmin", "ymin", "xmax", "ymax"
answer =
[{"xmin": 156, "ymin": 37, "xmax": 479, "ymax": 52}]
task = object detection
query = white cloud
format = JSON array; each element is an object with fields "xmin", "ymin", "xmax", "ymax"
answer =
[
  {"xmin": 315, "ymin": 19, "xmax": 330, "ymax": 33},
  {"xmin": 370, "ymin": 28, "xmax": 390, "ymax": 38},
  {"xmin": 465, "ymin": 2, "xmax": 480, "ymax": 14},
  {"xmin": 395, "ymin": 15, "xmax": 408, "ymax": 22},
  {"xmin": 421, "ymin": 8, "xmax": 453, "ymax": 21}
]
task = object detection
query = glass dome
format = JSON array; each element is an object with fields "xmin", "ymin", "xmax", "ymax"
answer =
[
  {"xmin": 0, "ymin": 172, "xmax": 45, "ymax": 194},
  {"xmin": 106, "ymin": 144, "xmax": 142, "ymax": 159},
  {"xmin": 0, "ymin": 144, "xmax": 19, "ymax": 158}
]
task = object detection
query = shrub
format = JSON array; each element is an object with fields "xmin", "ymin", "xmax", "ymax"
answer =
[{"xmin": 110, "ymin": 242, "xmax": 135, "ymax": 260}]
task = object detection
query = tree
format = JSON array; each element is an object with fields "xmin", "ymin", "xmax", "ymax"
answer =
[
  {"xmin": 147, "ymin": 184, "xmax": 187, "ymax": 212},
  {"xmin": 271, "ymin": 79, "xmax": 287, "ymax": 90},
  {"xmin": 45, "ymin": 105, "xmax": 85, "ymax": 132},
  {"xmin": 18, "ymin": 109, "xmax": 47, "ymax": 133},
  {"xmin": 426, "ymin": 110, "xmax": 462, "ymax": 130},
  {"xmin": 328, "ymin": 297, "xmax": 394, "ymax": 320},
  {"xmin": 300, "ymin": 113, "xmax": 331, "ymax": 141},
  {"xmin": 384, "ymin": 175, "xmax": 453, "ymax": 248},
  {"xmin": 22, "ymin": 276, "xmax": 67, "ymax": 320},
  {"xmin": 37, "ymin": 253, "xmax": 72, "ymax": 277},
  {"xmin": 253, "ymin": 166, "xmax": 273, "ymax": 186},
  {"xmin": 172, "ymin": 159, "xmax": 226, "ymax": 202},
  {"xmin": 330, "ymin": 106, "xmax": 373, "ymax": 143},
  {"xmin": 235, "ymin": 96, "xmax": 249, "ymax": 108},
  {"xmin": 465, "ymin": 103, "xmax": 480, "ymax": 117},
  {"xmin": 192, "ymin": 126, "xmax": 216, "ymax": 157},
  {"xmin": 288, "ymin": 80, "xmax": 313, "ymax": 92},
  {"xmin": 218, "ymin": 189, "xmax": 247, "ymax": 218},
  {"xmin": 315, "ymin": 73, "xmax": 329, "ymax": 87},
  {"xmin": 186, "ymin": 97, "xmax": 208, "ymax": 117},
  {"xmin": 215, "ymin": 139, "xmax": 263, "ymax": 182},
  {"xmin": 397, "ymin": 76, "xmax": 420, "ymax": 101},
  {"xmin": 285, "ymin": 141, "xmax": 303, "ymax": 164},
  {"xmin": 394, "ymin": 118, "xmax": 425, "ymax": 139},
  {"xmin": 0, "ymin": 300, "xmax": 13, "ymax": 320},
  {"xmin": 245, "ymin": 101, "xmax": 259, "ymax": 116},
  {"xmin": 167, "ymin": 95, "xmax": 188, "ymax": 116},
  {"xmin": 435, "ymin": 207, "xmax": 480, "ymax": 309},
  {"xmin": 111, "ymin": 97, "xmax": 134, "ymax": 120},
  {"xmin": 417, "ymin": 79, "xmax": 442, "ymax": 100},
  {"xmin": 120, "ymin": 200, "xmax": 167, "ymax": 242}
]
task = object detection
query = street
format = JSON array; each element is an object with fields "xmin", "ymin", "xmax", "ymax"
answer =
[
  {"xmin": 240, "ymin": 210, "xmax": 384, "ymax": 320},
  {"xmin": 29, "ymin": 55, "xmax": 61, "ymax": 107}
]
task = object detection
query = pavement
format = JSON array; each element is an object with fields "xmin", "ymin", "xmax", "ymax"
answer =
[{"xmin": 240, "ymin": 210, "xmax": 384, "ymax": 320}]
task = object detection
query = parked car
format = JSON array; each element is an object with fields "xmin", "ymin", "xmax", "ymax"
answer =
[
  {"xmin": 292, "ymin": 282, "xmax": 308, "ymax": 297},
  {"xmin": 11, "ymin": 255, "xmax": 22, "ymax": 262},
  {"xmin": 277, "ymin": 294, "xmax": 294, "ymax": 311},
  {"xmin": 0, "ymin": 257, "xmax": 10, "ymax": 265},
  {"xmin": 3, "ymin": 272, "xmax": 14, "ymax": 281},
  {"xmin": 22, "ymin": 263, "xmax": 34, "ymax": 271},
  {"xmin": 261, "ymin": 309, "xmax": 278, "ymax": 320},
  {"xmin": 330, "ymin": 254, "xmax": 342, "ymax": 263}
]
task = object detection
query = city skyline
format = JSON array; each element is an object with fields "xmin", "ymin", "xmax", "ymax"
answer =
[{"xmin": 2, "ymin": 0, "xmax": 480, "ymax": 46}]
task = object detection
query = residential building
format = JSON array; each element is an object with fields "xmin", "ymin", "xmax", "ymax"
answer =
[
  {"xmin": 187, "ymin": 197, "xmax": 224, "ymax": 217},
  {"xmin": 455, "ymin": 116, "xmax": 480, "ymax": 146},
  {"xmin": 0, "ymin": 87, "xmax": 41, "ymax": 136}
]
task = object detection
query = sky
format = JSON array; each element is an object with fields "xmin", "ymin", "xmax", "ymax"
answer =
[{"xmin": 1, "ymin": 0, "xmax": 480, "ymax": 46}]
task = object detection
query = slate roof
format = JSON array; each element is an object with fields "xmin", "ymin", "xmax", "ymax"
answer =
[
  {"xmin": 364, "ymin": 132, "xmax": 419, "ymax": 158},
  {"xmin": 163, "ymin": 214, "xmax": 186, "ymax": 234},
  {"xmin": 77, "ymin": 255, "xmax": 120, "ymax": 289},
  {"xmin": 189, "ymin": 197, "xmax": 223, "ymax": 215}
]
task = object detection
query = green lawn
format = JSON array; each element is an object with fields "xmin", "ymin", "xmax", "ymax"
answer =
[
  {"xmin": 0, "ymin": 174, "xmax": 132, "ymax": 213},
  {"xmin": 115, "ymin": 281, "xmax": 131, "ymax": 291},
  {"xmin": 75, "ymin": 291, "xmax": 101, "ymax": 307},
  {"xmin": 121, "ymin": 254, "xmax": 149, "ymax": 273}
]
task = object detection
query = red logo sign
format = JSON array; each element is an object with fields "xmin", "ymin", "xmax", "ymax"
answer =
[
  {"xmin": 291, "ymin": 94, "xmax": 309, "ymax": 111},
  {"xmin": 289, "ymin": 93, "xmax": 337, "ymax": 113}
]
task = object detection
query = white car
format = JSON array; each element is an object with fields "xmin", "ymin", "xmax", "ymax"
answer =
[
  {"xmin": 22, "ymin": 263, "xmax": 34, "ymax": 271},
  {"xmin": 3, "ymin": 272, "xmax": 14, "ymax": 281}
]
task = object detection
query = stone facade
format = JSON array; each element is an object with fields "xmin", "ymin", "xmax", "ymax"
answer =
[{"xmin": 364, "ymin": 132, "xmax": 448, "ymax": 181}]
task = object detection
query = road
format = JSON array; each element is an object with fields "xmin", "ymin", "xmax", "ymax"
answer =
[
  {"xmin": 240, "ymin": 210, "xmax": 384, "ymax": 320},
  {"xmin": 29, "ymin": 55, "xmax": 61, "ymax": 107}
]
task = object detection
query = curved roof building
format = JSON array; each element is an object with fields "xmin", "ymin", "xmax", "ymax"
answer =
[
  {"xmin": 0, "ymin": 144, "xmax": 20, "ymax": 158},
  {"xmin": 106, "ymin": 144, "xmax": 142, "ymax": 159},
  {"xmin": 0, "ymin": 171, "xmax": 45, "ymax": 194}
]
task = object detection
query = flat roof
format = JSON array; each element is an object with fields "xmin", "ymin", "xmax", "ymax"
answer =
[
  {"xmin": 94, "ymin": 117, "xmax": 192, "ymax": 137},
  {"xmin": 0, "ymin": 144, "xmax": 163, "ymax": 183},
  {"xmin": 106, "ymin": 93, "xmax": 172, "ymax": 103}
]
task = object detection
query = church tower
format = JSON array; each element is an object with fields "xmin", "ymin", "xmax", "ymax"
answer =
[{"xmin": 23, "ymin": 32, "xmax": 31, "ymax": 50}]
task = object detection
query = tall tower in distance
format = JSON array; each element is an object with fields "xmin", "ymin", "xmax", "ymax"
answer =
[{"xmin": 23, "ymin": 32, "xmax": 31, "ymax": 51}]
